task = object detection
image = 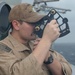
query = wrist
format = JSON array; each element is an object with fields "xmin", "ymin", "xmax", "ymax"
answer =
[
  {"xmin": 42, "ymin": 36, "xmax": 52, "ymax": 44},
  {"xmin": 44, "ymin": 51, "xmax": 50, "ymax": 61}
]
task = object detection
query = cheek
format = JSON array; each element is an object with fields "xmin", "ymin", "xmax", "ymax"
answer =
[
  {"xmin": 19, "ymin": 25, "xmax": 33, "ymax": 36},
  {"xmin": 23, "ymin": 25, "xmax": 33, "ymax": 33}
]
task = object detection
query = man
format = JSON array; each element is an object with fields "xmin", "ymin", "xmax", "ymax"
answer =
[{"xmin": 0, "ymin": 3, "xmax": 72, "ymax": 75}]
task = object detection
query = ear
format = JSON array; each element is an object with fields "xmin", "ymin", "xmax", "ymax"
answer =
[{"xmin": 12, "ymin": 20, "xmax": 20, "ymax": 30}]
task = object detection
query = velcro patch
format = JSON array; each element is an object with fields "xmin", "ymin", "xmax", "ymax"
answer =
[{"xmin": 0, "ymin": 43, "xmax": 11, "ymax": 52}]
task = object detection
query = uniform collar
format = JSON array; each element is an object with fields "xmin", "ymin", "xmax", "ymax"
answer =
[{"xmin": 8, "ymin": 34, "xmax": 33, "ymax": 52}]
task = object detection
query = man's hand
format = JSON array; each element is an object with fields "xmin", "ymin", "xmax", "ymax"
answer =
[{"xmin": 43, "ymin": 20, "xmax": 60, "ymax": 43}]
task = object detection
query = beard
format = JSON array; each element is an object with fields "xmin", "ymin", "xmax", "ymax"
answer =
[{"xmin": 21, "ymin": 33, "xmax": 36, "ymax": 41}]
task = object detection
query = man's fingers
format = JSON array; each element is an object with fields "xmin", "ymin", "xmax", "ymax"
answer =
[{"xmin": 50, "ymin": 19, "xmax": 57, "ymax": 24}]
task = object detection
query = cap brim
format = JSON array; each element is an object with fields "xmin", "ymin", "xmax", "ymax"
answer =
[{"xmin": 25, "ymin": 13, "xmax": 45, "ymax": 23}]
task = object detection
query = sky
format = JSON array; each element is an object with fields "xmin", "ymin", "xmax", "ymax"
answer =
[{"xmin": 22, "ymin": 0, "xmax": 75, "ymax": 44}]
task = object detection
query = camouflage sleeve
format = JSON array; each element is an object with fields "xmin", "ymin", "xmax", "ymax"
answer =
[{"xmin": 50, "ymin": 49, "xmax": 72, "ymax": 75}]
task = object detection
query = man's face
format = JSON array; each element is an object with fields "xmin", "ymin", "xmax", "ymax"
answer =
[{"xmin": 18, "ymin": 22, "xmax": 36, "ymax": 41}]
